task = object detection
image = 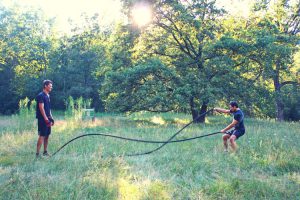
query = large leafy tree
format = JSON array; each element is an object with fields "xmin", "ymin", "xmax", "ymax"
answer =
[
  {"xmin": 0, "ymin": 5, "xmax": 54, "ymax": 113},
  {"xmin": 104, "ymin": 0, "xmax": 232, "ymax": 122},
  {"xmin": 50, "ymin": 14, "xmax": 106, "ymax": 111},
  {"xmin": 207, "ymin": 0, "xmax": 300, "ymax": 120},
  {"xmin": 250, "ymin": 0, "xmax": 300, "ymax": 121},
  {"xmin": 98, "ymin": 21, "xmax": 142, "ymax": 111}
]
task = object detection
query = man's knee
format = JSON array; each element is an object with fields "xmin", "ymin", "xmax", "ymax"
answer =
[
  {"xmin": 38, "ymin": 136, "xmax": 44, "ymax": 140},
  {"xmin": 223, "ymin": 134, "xmax": 230, "ymax": 141},
  {"xmin": 229, "ymin": 136, "xmax": 236, "ymax": 143}
]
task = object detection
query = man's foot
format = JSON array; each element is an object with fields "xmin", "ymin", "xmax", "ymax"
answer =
[
  {"xmin": 224, "ymin": 149, "xmax": 228, "ymax": 153},
  {"xmin": 43, "ymin": 151, "xmax": 50, "ymax": 156},
  {"xmin": 35, "ymin": 153, "xmax": 41, "ymax": 159}
]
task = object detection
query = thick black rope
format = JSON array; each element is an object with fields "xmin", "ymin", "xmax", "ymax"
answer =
[
  {"xmin": 52, "ymin": 109, "xmax": 215, "ymax": 157},
  {"xmin": 51, "ymin": 131, "xmax": 221, "ymax": 157},
  {"xmin": 126, "ymin": 109, "xmax": 214, "ymax": 156}
]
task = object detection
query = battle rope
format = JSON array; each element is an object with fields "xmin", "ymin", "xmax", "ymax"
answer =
[
  {"xmin": 51, "ymin": 131, "xmax": 221, "ymax": 157},
  {"xmin": 52, "ymin": 109, "xmax": 217, "ymax": 157},
  {"xmin": 126, "ymin": 109, "xmax": 214, "ymax": 156}
]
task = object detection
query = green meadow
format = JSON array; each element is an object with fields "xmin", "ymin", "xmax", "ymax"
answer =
[{"xmin": 0, "ymin": 111, "xmax": 299, "ymax": 200}]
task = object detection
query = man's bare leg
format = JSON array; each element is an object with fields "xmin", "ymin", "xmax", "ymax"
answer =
[
  {"xmin": 223, "ymin": 134, "xmax": 230, "ymax": 151},
  {"xmin": 44, "ymin": 136, "xmax": 49, "ymax": 151},
  {"xmin": 43, "ymin": 136, "xmax": 49, "ymax": 155},
  {"xmin": 36, "ymin": 136, "xmax": 44, "ymax": 156},
  {"xmin": 229, "ymin": 135, "xmax": 237, "ymax": 152}
]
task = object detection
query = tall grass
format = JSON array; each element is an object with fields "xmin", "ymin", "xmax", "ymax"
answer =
[
  {"xmin": 0, "ymin": 110, "xmax": 299, "ymax": 199},
  {"xmin": 6, "ymin": 97, "xmax": 37, "ymax": 132},
  {"xmin": 65, "ymin": 96, "xmax": 93, "ymax": 121}
]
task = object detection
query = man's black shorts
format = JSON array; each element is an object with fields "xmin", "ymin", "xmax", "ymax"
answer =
[
  {"xmin": 38, "ymin": 119, "xmax": 51, "ymax": 136},
  {"xmin": 226, "ymin": 129, "xmax": 245, "ymax": 139}
]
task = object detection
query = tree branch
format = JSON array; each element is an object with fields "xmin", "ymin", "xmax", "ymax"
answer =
[
  {"xmin": 159, "ymin": 10, "xmax": 198, "ymax": 56},
  {"xmin": 145, "ymin": 108, "xmax": 174, "ymax": 113},
  {"xmin": 156, "ymin": 22, "xmax": 193, "ymax": 58},
  {"xmin": 280, "ymin": 81, "xmax": 299, "ymax": 89},
  {"xmin": 152, "ymin": 50, "xmax": 180, "ymax": 59}
]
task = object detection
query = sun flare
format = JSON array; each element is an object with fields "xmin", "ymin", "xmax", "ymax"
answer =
[{"xmin": 132, "ymin": 4, "xmax": 152, "ymax": 27}]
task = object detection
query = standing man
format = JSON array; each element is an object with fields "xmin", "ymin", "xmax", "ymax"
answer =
[
  {"xmin": 214, "ymin": 101, "xmax": 245, "ymax": 152},
  {"xmin": 36, "ymin": 80, "xmax": 54, "ymax": 158}
]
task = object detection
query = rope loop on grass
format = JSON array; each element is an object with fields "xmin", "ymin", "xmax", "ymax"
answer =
[{"xmin": 52, "ymin": 109, "xmax": 219, "ymax": 157}]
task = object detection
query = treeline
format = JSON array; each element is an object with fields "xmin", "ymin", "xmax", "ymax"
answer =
[{"xmin": 0, "ymin": 0, "xmax": 299, "ymax": 121}]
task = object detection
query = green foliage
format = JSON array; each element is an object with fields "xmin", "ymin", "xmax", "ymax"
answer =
[
  {"xmin": 65, "ymin": 96, "xmax": 93, "ymax": 121},
  {"xmin": 0, "ymin": 5, "xmax": 55, "ymax": 113},
  {"xmin": 104, "ymin": 0, "xmax": 229, "ymax": 120},
  {"xmin": 18, "ymin": 97, "xmax": 30, "ymax": 118},
  {"xmin": 49, "ymin": 15, "xmax": 106, "ymax": 111},
  {"xmin": 102, "ymin": 58, "xmax": 180, "ymax": 112},
  {"xmin": 282, "ymin": 84, "xmax": 300, "ymax": 121},
  {"xmin": 0, "ymin": 1, "xmax": 299, "ymax": 122},
  {"xmin": 214, "ymin": 1, "xmax": 300, "ymax": 120},
  {"xmin": 11, "ymin": 97, "xmax": 37, "ymax": 131}
]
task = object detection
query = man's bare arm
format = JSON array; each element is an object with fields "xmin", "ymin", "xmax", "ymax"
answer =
[
  {"xmin": 214, "ymin": 108, "xmax": 230, "ymax": 114},
  {"xmin": 38, "ymin": 103, "xmax": 48, "ymax": 121},
  {"xmin": 221, "ymin": 119, "xmax": 238, "ymax": 132}
]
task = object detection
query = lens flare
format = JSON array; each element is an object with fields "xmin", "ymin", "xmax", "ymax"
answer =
[{"xmin": 132, "ymin": 4, "xmax": 152, "ymax": 27}]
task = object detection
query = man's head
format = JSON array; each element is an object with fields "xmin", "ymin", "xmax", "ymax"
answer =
[
  {"xmin": 229, "ymin": 101, "xmax": 238, "ymax": 112},
  {"xmin": 43, "ymin": 80, "xmax": 53, "ymax": 93}
]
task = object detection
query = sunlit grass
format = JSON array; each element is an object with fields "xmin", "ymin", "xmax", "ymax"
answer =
[{"xmin": 0, "ymin": 112, "xmax": 299, "ymax": 199}]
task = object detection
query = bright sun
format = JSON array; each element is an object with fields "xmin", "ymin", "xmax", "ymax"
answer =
[{"xmin": 132, "ymin": 4, "xmax": 152, "ymax": 27}]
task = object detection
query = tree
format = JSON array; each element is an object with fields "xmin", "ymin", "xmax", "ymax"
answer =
[
  {"xmin": 104, "ymin": 0, "xmax": 229, "ymax": 122},
  {"xmin": 250, "ymin": 0, "xmax": 300, "ymax": 121},
  {"xmin": 205, "ymin": 0, "xmax": 300, "ymax": 120},
  {"xmin": 50, "ymin": 14, "xmax": 106, "ymax": 111},
  {"xmin": 98, "ymin": 21, "xmax": 142, "ymax": 112},
  {"xmin": 0, "ymin": 5, "xmax": 54, "ymax": 113}
]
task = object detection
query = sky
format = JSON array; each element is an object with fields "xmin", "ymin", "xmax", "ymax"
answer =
[
  {"xmin": 1, "ymin": 0, "xmax": 253, "ymax": 34},
  {"xmin": 217, "ymin": 0, "xmax": 253, "ymax": 17},
  {"xmin": 1, "ymin": 0, "xmax": 124, "ymax": 34}
]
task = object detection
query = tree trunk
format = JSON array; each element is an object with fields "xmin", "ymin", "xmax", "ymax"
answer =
[
  {"xmin": 199, "ymin": 100, "xmax": 209, "ymax": 123},
  {"xmin": 273, "ymin": 66, "xmax": 284, "ymax": 121},
  {"xmin": 189, "ymin": 97, "xmax": 208, "ymax": 123},
  {"xmin": 275, "ymin": 96, "xmax": 284, "ymax": 121},
  {"xmin": 190, "ymin": 97, "xmax": 200, "ymax": 123}
]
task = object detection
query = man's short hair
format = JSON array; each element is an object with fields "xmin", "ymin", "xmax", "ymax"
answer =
[
  {"xmin": 229, "ymin": 101, "xmax": 238, "ymax": 108},
  {"xmin": 43, "ymin": 80, "xmax": 53, "ymax": 88}
]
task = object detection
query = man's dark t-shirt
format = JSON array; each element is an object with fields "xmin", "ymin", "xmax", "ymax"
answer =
[
  {"xmin": 231, "ymin": 109, "xmax": 245, "ymax": 131},
  {"xmin": 36, "ymin": 92, "xmax": 51, "ymax": 119}
]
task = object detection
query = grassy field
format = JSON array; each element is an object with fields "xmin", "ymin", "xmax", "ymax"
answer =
[{"xmin": 0, "ymin": 112, "xmax": 299, "ymax": 199}]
